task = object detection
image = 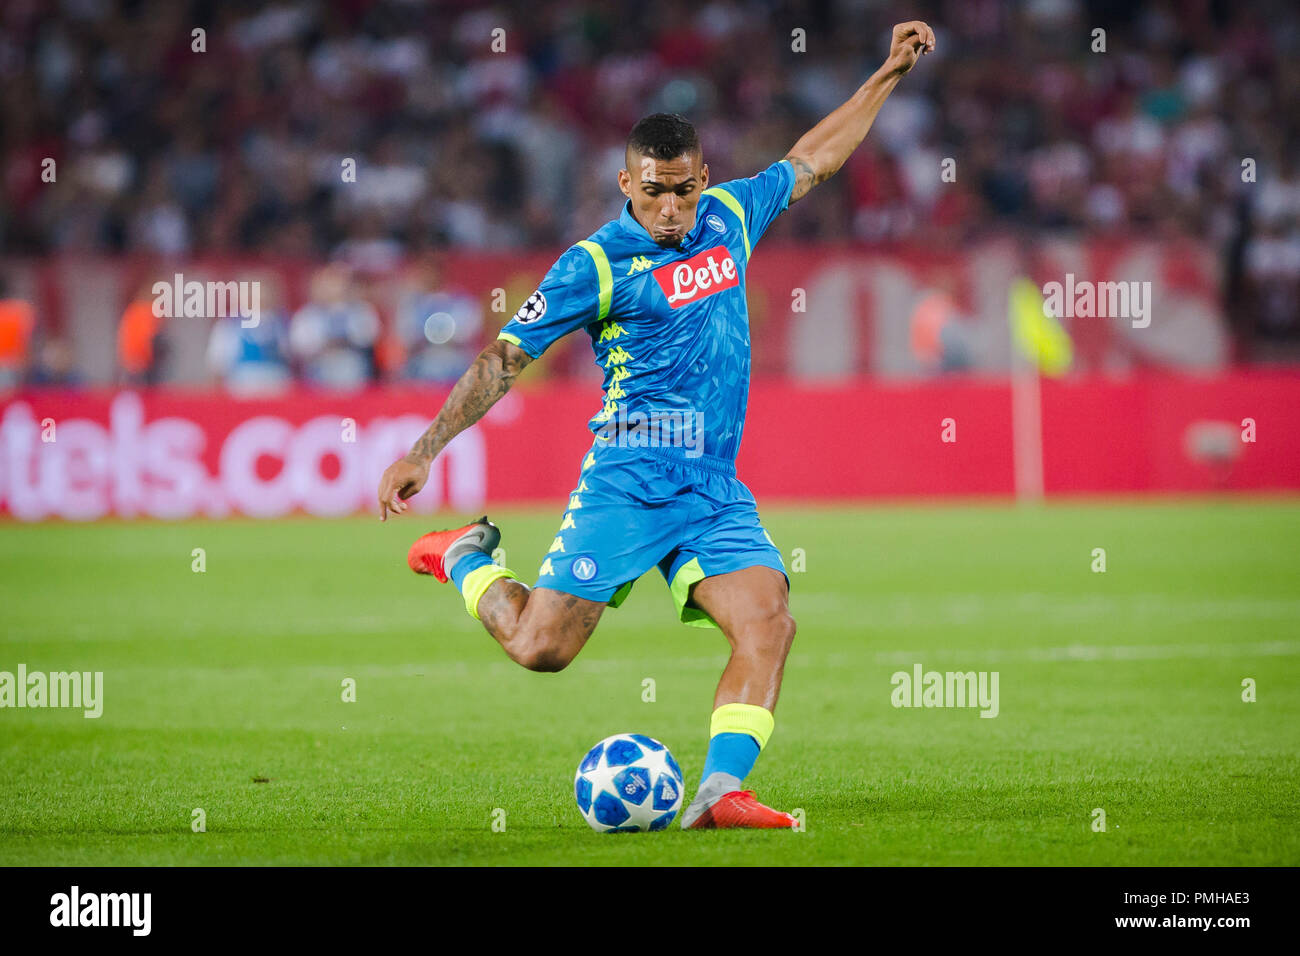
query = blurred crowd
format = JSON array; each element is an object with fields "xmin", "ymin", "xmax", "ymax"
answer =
[
  {"xmin": 200, "ymin": 256, "xmax": 482, "ymax": 391},
  {"xmin": 0, "ymin": 254, "xmax": 483, "ymax": 391},
  {"xmin": 0, "ymin": 0, "xmax": 1298, "ymax": 387}
]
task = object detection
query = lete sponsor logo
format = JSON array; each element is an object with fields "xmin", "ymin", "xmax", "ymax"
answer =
[{"xmin": 653, "ymin": 246, "xmax": 739, "ymax": 308}]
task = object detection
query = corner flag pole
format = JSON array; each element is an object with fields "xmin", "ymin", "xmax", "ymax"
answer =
[
  {"xmin": 1008, "ymin": 277, "xmax": 1071, "ymax": 504},
  {"xmin": 1010, "ymin": 347, "xmax": 1044, "ymax": 502}
]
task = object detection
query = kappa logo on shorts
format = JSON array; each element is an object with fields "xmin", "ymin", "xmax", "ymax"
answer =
[
  {"xmin": 653, "ymin": 246, "xmax": 739, "ymax": 308},
  {"xmin": 512, "ymin": 290, "xmax": 547, "ymax": 324},
  {"xmin": 571, "ymin": 556, "xmax": 598, "ymax": 581}
]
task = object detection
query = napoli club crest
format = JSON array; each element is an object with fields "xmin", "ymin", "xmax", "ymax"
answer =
[
  {"xmin": 706, "ymin": 214, "xmax": 726, "ymax": 233},
  {"xmin": 571, "ymin": 556, "xmax": 598, "ymax": 581},
  {"xmin": 513, "ymin": 290, "xmax": 547, "ymax": 324}
]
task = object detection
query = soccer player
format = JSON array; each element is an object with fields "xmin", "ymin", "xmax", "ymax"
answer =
[{"xmin": 378, "ymin": 22, "xmax": 935, "ymax": 829}]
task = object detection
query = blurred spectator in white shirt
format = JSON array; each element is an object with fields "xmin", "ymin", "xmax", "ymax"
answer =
[
  {"xmin": 207, "ymin": 274, "xmax": 293, "ymax": 395},
  {"xmin": 289, "ymin": 264, "xmax": 379, "ymax": 389},
  {"xmin": 394, "ymin": 251, "xmax": 482, "ymax": 384}
]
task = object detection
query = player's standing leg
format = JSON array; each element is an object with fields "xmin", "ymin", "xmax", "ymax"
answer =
[{"xmin": 678, "ymin": 565, "xmax": 798, "ymax": 828}]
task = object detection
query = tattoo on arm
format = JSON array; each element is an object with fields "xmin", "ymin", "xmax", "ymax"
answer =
[
  {"xmin": 783, "ymin": 70, "xmax": 902, "ymax": 204},
  {"xmin": 406, "ymin": 340, "xmax": 531, "ymax": 464},
  {"xmin": 784, "ymin": 155, "xmax": 820, "ymax": 203}
]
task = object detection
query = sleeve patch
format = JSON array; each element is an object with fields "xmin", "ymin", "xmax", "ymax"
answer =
[{"xmin": 513, "ymin": 290, "xmax": 547, "ymax": 324}]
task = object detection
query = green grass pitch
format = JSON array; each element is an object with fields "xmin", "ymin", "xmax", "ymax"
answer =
[{"xmin": 2, "ymin": 499, "xmax": 1298, "ymax": 866}]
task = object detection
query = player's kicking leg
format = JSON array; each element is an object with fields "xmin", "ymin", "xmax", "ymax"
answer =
[
  {"xmin": 407, "ymin": 516, "xmax": 604, "ymax": 671},
  {"xmin": 678, "ymin": 565, "xmax": 798, "ymax": 829}
]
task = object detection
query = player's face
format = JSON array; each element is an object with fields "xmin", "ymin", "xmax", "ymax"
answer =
[{"xmin": 619, "ymin": 151, "xmax": 709, "ymax": 247}]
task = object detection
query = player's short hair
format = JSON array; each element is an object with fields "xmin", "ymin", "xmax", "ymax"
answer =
[{"xmin": 627, "ymin": 113, "xmax": 700, "ymax": 161}]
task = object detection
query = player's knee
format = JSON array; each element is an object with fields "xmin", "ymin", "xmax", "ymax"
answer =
[
  {"xmin": 514, "ymin": 629, "xmax": 577, "ymax": 673},
  {"xmin": 773, "ymin": 610, "xmax": 797, "ymax": 655},
  {"xmin": 523, "ymin": 649, "xmax": 571, "ymax": 673},
  {"xmin": 738, "ymin": 608, "xmax": 796, "ymax": 659}
]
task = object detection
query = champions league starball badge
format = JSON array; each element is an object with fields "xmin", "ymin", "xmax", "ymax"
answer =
[{"xmin": 513, "ymin": 290, "xmax": 547, "ymax": 324}]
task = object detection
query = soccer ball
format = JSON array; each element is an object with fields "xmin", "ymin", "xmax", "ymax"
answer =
[{"xmin": 574, "ymin": 733, "xmax": 684, "ymax": 832}]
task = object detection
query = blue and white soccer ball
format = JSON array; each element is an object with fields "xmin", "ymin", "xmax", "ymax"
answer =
[{"xmin": 574, "ymin": 733, "xmax": 684, "ymax": 832}]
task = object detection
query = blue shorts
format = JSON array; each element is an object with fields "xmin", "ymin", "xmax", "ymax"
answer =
[{"xmin": 534, "ymin": 441, "xmax": 788, "ymax": 629}]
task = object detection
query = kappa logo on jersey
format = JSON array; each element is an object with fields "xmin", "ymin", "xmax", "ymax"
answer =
[
  {"xmin": 512, "ymin": 290, "xmax": 547, "ymax": 324},
  {"xmin": 652, "ymin": 246, "xmax": 739, "ymax": 308},
  {"xmin": 626, "ymin": 255, "xmax": 655, "ymax": 275}
]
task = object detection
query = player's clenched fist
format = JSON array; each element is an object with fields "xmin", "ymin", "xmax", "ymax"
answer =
[
  {"xmin": 377, "ymin": 455, "xmax": 429, "ymax": 520},
  {"xmin": 886, "ymin": 21, "xmax": 935, "ymax": 75}
]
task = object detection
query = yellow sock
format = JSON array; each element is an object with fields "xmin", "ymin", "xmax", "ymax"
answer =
[
  {"xmin": 709, "ymin": 702, "xmax": 775, "ymax": 750},
  {"xmin": 460, "ymin": 563, "xmax": 518, "ymax": 621}
]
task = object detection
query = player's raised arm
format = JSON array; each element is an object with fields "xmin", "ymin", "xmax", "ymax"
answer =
[
  {"xmin": 377, "ymin": 338, "xmax": 531, "ymax": 520},
  {"xmin": 783, "ymin": 20, "xmax": 935, "ymax": 204}
]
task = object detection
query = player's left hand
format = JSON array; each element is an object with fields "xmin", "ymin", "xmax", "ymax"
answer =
[
  {"xmin": 886, "ymin": 21, "xmax": 935, "ymax": 76},
  {"xmin": 377, "ymin": 456, "xmax": 429, "ymax": 520}
]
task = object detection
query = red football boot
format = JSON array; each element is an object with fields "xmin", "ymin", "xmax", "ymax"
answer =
[
  {"xmin": 686, "ymin": 790, "xmax": 797, "ymax": 830},
  {"xmin": 407, "ymin": 516, "xmax": 500, "ymax": 583}
]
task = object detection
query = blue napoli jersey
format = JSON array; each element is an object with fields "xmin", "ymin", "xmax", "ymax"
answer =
[{"xmin": 498, "ymin": 159, "xmax": 796, "ymax": 462}]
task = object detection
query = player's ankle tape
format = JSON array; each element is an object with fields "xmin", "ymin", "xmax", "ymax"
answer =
[
  {"xmin": 461, "ymin": 563, "xmax": 517, "ymax": 621},
  {"xmin": 709, "ymin": 703, "xmax": 774, "ymax": 751}
]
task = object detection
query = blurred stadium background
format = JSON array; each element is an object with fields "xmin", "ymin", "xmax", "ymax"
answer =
[{"xmin": 0, "ymin": 0, "xmax": 1298, "ymax": 520}]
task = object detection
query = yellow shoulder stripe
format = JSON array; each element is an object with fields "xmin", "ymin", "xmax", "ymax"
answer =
[
  {"xmin": 576, "ymin": 239, "xmax": 613, "ymax": 320},
  {"xmin": 702, "ymin": 186, "xmax": 750, "ymax": 260}
]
